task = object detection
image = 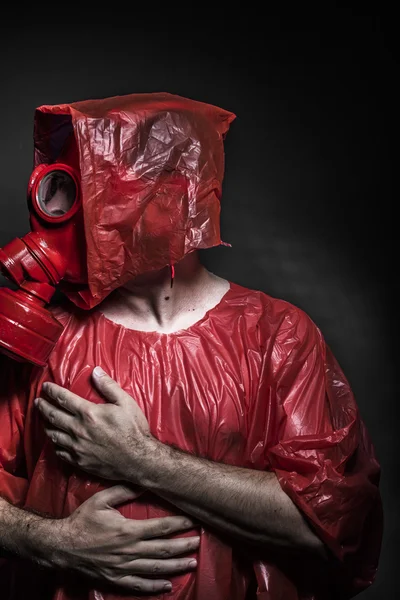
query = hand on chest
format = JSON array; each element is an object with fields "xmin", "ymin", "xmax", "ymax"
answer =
[{"xmin": 65, "ymin": 347, "xmax": 251, "ymax": 466}]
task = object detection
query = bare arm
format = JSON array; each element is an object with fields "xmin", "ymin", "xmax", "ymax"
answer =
[
  {"xmin": 0, "ymin": 496, "xmax": 63, "ymax": 567},
  {"xmin": 37, "ymin": 374, "xmax": 328, "ymax": 559},
  {"xmin": 0, "ymin": 487, "xmax": 200, "ymax": 594},
  {"xmin": 131, "ymin": 439, "xmax": 327, "ymax": 557}
]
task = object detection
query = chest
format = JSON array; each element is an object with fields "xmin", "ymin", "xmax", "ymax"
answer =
[{"xmin": 55, "ymin": 331, "xmax": 266, "ymax": 465}]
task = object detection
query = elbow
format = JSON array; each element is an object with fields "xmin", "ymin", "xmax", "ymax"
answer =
[
  {"xmin": 306, "ymin": 533, "xmax": 330, "ymax": 561},
  {"xmin": 281, "ymin": 524, "xmax": 330, "ymax": 561},
  {"xmin": 256, "ymin": 525, "xmax": 329, "ymax": 561},
  {"xmin": 294, "ymin": 520, "xmax": 331, "ymax": 561}
]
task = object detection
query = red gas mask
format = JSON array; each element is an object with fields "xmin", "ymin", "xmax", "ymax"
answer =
[
  {"xmin": 0, "ymin": 135, "xmax": 87, "ymax": 365},
  {"xmin": 0, "ymin": 92, "xmax": 235, "ymax": 366}
]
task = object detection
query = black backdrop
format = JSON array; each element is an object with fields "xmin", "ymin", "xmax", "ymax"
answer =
[{"xmin": 0, "ymin": 17, "xmax": 396, "ymax": 599}]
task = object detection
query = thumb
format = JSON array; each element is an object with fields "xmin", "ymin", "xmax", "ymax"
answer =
[
  {"xmin": 92, "ymin": 367, "xmax": 129, "ymax": 405},
  {"xmin": 91, "ymin": 485, "xmax": 144, "ymax": 508}
]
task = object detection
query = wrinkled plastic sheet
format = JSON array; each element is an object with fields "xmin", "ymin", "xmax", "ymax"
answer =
[
  {"xmin": 33, "ymin": 93, "xmax": 236, "ymax": 309},
  {"xmin": 0, "ymin": 282, "xmax": 382, "ymax": 599}
]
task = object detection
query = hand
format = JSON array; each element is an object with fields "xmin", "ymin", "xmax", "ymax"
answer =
[
  {"xmin": 35, "ymin": 367, "xmax": 155, "ymax": 482},
  {"xmin": 57, "ymin": 485, "xmax": 200, "ymax": 594}
]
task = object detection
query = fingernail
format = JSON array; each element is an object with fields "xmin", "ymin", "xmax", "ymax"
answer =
[
  {"xmin": 164, "ymin": 583, "xmax": 172, "ymax": 591},
  {"xmin": 189, "ymin": 559, "xmax": 197, "ymax": 567},
  {"xmin": 42, "ymin": 383, "xmax": 54, "ymax": 398},
  {"xmin": 93, "ymin": 366, "xmax": 105, "ymax": 377}
]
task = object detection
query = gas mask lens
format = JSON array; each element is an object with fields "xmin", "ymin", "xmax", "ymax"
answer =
[{"xmin": 37, "ymin": 170, "xmax": 77, "ymax": 217}]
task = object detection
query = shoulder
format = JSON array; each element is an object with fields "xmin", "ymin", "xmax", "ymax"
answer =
[
  {"xmin": 228, "ymin": 281, "xmax": 319, "ymax": 332},
  {"xmin": 227, "ymin": 281, "xmax": 322, "ymax": 354},
  {"xmin": 47, "ymin": 297, "xmax": 98, "ymax": 352}
]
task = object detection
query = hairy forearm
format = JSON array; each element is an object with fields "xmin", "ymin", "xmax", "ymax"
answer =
[
  {"xmin": 133, "ymin": 441, "xmax": 326, "ymax": 558},
  {"xmin": 0, "ymin": 496, "xmax": 64, "ymax": 567}
]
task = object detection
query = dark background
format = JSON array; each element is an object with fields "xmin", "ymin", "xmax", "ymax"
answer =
[{"xmin": 0, "ymin": 17, "xmax": 396, "ymax": 598}]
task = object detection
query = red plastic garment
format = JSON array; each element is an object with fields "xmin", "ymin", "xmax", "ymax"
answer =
[
  {"xmin": 0, "ymin": 282, "xmax": 382, "ymax": 599},
  {"xmin": 33, "ymin": 93, "xmax": 235, "ymax": 309}
]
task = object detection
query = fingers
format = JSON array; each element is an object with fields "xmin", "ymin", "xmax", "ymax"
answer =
[
  {"xmin": 112, "ymin": 552, "xmax": 199, "ymax": 593},
  {"xmin": 111, "ymin": 575, "xmax": 173, "ymax": 594},
  {"xmin": 45, "ymin": 428, "xmax": 75, "ymax": 451},
  {"xmin": 54, "ymin": 449, "xmax": 74, "ymax": 463},
  {"xmin": 125, "ymin": 557, "xmax": 197, "ymax": 575},
  {"xmin": 40, "ymin": 382, "xmax": 88, "ymax": 416},
  {"xmin": 35, "ymin": 398, "xmax": 77, "ymax": 434},
  {"xmin": 140, "ymin": 515, "xmax": 198, "ymax": 539},
  {"xmin": 92, "ymin": 367, "xmax": 131, "ymax": 405},
  {"xmin": 91, "ymin": 485, "xmax": 143, "ymax": 508},
  {"xmin": 136, "ymin": 535, "xmax": 200, "ymax": 559}
]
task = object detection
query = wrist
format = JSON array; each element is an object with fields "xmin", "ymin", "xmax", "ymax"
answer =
[
  {"xmin": 127, "ymin": 435, "xmax": 167, "ymax": 487},
  {"xmin": 21, "ymin": 513, "xmax": 69, "ymax": 570},
  {"xmin": 135, "ymin": 437, "xmax": 176, "ymax": 490},
  {"xmin": 0, "ymin": 498, "xmax": 69, "ymax": 570}
]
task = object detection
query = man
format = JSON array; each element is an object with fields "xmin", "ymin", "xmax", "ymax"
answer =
[{"xmin": 0, "ymin": 92, "xmax": 382, "ymax": 599}]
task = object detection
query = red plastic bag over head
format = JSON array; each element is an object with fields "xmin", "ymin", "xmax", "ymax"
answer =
[{"xmin": 33, "ymin": 92, "xmax": 236, "ymax": 308}]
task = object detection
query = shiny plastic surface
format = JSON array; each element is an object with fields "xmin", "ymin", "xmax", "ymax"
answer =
[
  {"xmin": 0, "ymin": 232, "xmax": 68, "ymax": 365},
  {"xmin": 28, "ymin": 135, "xmax": 88, "ymax": 286},
  {"xmin": 0, "ymin": 93, "xmax": 233, "ymax": 365},
  {"xmin": 33, "ymin": 93, "xmax": 236, "ymax": 309},
  {"xmin": 0, "ymin": 287, "xmax": 64, "ymax": 365},
  {"xmin": 0, "ymin": 282, "xmax": 382, "ymax": 599},
  {"xmin": 0, "ymin": 134, "xmax": 84, "ymax": 366}
]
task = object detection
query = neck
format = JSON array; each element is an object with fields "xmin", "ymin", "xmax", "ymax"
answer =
[{"xmin": 100, "ymin": 252, "xmax": 229, "ymax": 333}]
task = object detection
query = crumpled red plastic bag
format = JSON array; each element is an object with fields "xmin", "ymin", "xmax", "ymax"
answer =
[
  {"xmin": 33, "ymin": 93, "xmax": 236, "ymax": 309},
  {"xmin": 0, "ymin": 283, "xmax": 382, "ymax": 599}
]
